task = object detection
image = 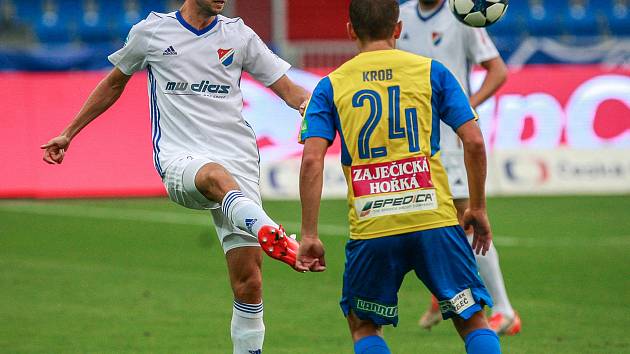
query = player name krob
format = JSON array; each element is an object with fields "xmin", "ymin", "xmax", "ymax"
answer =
[{"xmin": 362, "ymin": 69, "xmax": 393, "ymax": 82}]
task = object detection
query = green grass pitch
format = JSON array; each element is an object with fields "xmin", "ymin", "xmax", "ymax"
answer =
[{"xmin": 1, "ymin": 196, "xmax": 629, "ymax": 353}]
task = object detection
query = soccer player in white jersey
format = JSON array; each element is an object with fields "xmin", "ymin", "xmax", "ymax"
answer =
[
  {"xmin": 41, "ymin": 1, "xmax": 309, "ymax": 353},
  {"xmin": 398, "ymin": 0, "xmax": 521, "ymax": 336}
]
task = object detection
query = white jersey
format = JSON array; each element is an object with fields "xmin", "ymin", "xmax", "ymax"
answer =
[
  {"xmin": 108, "ymin": 11, "xmax": 291, "ymax": 180},
  {"xmin": 398, "ymin": 0, "xmax": 499, "ymax": 95},
  {"xmin": 398, "ymin": 0, "xmax": 499, "ymax": 151}
]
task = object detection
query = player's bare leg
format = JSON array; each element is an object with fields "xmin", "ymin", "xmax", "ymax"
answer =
[
  {"xmin": 452, "ymin": 311, "xmax": 501, "ymax": 353},
  {"xmin": 452, "ymin": 311, "xmax": 489, "ymax": 339},
  {"xmin": 194, "ymin": 162, "xmax": 241, "ymax": 202},
  {"xmin": 226, "ymin": 246, "xmax": 265, "ymax": 354},
  {"xmin": 347, "ymin": 312, "xmax": 391, "ymax": 354},
  {"xmin": 420, "ymin": 199, "xmax": 520, "ymax": 335},
  {"xmin": 226, "ymin": 246, "xmax": 263, "ymax": 303},
  {"xmin": 194, "ymin": 163, "xmax": 298, "ymax": 270}
]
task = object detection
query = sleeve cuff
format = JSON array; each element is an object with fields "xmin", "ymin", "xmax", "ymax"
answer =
[
  {"xmin": 299, "ymin": 131, "xmax": 335, "ymax": 144},
  {"xmin": 107, "ymin": 56, "xmax": 134, "ymax": 76},
  {"xmin": 474, "ymin": 52, "xmax": 500, "ymax": 65},
  {"xmin": 264, "ymin": 62, "xmax": 292, "ymax": 87},
  {"xmin": 449, "ymin": 114, "xmax": 477, "ymax": 131}
]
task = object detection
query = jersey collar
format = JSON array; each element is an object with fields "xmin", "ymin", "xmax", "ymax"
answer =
[
  {"xmin": 176, "ymin": 11, "xmax": 218, "ymax": 36},
  {"xmin": 416, "ymin": 0, "xmax": 447, "ymax": 22}
]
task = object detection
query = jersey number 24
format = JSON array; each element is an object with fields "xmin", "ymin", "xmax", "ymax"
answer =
[{"xmin": 353, "ymin": 86, "xmax": 421, "ymax": 159}]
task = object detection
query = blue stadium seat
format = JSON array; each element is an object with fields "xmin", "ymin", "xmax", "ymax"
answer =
[
  {"xmin": 100, "ymin": 0, "xmax": 124, "ymax": 17},
  {"xmin": 563, "ymin": 1, "xmax": 599, "ymax": 36},
  {"xmin": 13, "ymin": 0, "xmax": 41, "ymax": 23},
  {"xmin": 543, "ymin": 0, "xmax": 570, "ymax": 13},
  {"xmin": 19, "ymin": 0, "xmax": 630, "ymax": 49},
  {"xmin": 141, "ymin": 0, "xmax": 168, "ymax": 15},
  {"xmin": 33, "ymin": 0, "xmax": 78, "ymax": 44},
  {"xmin": 111, "ymin": 0, "xmax": 149, "ymax": 42},
  {"xmin": 563, "ymin": 5, "xmax": 600, "ymax": 36},
  {"xmin": 526, "ymin": 1, "xmax": 564, "ymax": 37},
  {"xmin": 504, "ymin": 1, "xmax": 529, "ymax": 22},
  {"xmin": 58, "ymin": 0, "xmax": 83, "ymax": 23},
  {"xmin": 78, "ymin": 19, "xmax": 112, "ymax": 43},
  {"xmin": 35, "ymin": 16, "xmax": 73, "ymax": 44},
  {"xmin": 73, "ymin": 0, "xmax": 111, "ymax": 43},
  {"xmin": 488, "ymin": 11, "xmax": 526, "ymax": 38},
  {"xmin": 607, "ymin": 0, "xmax": 630, "ymax": 36}
]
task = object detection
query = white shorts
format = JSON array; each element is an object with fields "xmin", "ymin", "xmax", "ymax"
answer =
[
  {"xmin": 163, "ymin": 155, "xmax": 261, "ymax": 253},
  {"xmin": 440, "ymin": 150, "xmax": 470, "ymax": 200}
]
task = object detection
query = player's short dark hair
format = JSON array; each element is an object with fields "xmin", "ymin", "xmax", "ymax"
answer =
[{"xmin": 349, "ymin": 0, "xmax": 400, "ymax": 41}]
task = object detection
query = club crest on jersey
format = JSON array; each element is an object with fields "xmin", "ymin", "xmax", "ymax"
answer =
[
  {"xmin": 432, "ymin": 32, "xmax": 443, "ymax": 46},
  {"xmin": 218, "ymin": 48, "xmax": 235, "ymax": 67}
]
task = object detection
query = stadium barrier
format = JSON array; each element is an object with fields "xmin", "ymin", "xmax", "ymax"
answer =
[
  {"xmin": 2, "ymin": 66, "xmax": 629, "ymax": 199},
  {"xmin": 489, "ymin": 149, "xmax": 630, "ymax": 196}
]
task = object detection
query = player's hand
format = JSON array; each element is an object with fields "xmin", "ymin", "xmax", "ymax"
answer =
[
  {"xmin": 296, "ymin": 236, "xmax": 326, "ymax": 272},
  {"xmin": 41, "ymin": 135, "xmax": 70, "ymax": 164},
  {"xmin": 463, "ymin": 208, "xmax": 492, "ymax": 256}
]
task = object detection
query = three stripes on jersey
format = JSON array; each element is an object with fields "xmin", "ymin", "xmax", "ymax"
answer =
[{"xmin": 163, "ymin": 46, "xmax": 178, "ymax": 56}]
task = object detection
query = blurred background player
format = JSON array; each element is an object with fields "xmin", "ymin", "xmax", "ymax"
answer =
[
  {"xmin": 398, "ymin": 0, "xmax": 521, "ymax": 336},
  {"xmin": 40, "ymin": 0, "xmax": 308, "ymax": 353},
  {"xmin": 296, "ymin": 0, "xmax": 502, "ymax": 353}
]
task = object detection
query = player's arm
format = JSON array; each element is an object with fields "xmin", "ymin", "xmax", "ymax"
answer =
[
  {"xmin": 295, "ymin": 77, "xmax": 337, "ymax": 272},
  {"xmin": 242, "ymin": 28, "xmax": 310, "ymax": 115},
  {"xmin": 42, "ymin": 19, "xmax": 148, "ymax": 164},
  {"xmin": 469, "ymin": 56, "xmax": 507, "ymax": 109},
  {"xmin": 435, "ymin": 60, "xmax": 492, "ymax": 255},
  {"xmin": 465, "ymin": 28, "xmax": 507, "ymax": 109},
  {"xmin": 41, "ymin": 68, "xmax": 132, "ymax": 164},
  {"xmin": 269, "ymin": 75, "xmax": 311, "ymax": 114},
  {"xmin": 455, "ymin": 120, "xmax": 492, "ymax": 255},
  {"xmin": 297, "ymin": 137, "xmax": 328, "ymax": 272}
]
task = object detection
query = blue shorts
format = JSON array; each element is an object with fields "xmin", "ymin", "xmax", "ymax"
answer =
[{"xmin": 340, "ymin": 226, "xmax": 492, "ymax": 327}]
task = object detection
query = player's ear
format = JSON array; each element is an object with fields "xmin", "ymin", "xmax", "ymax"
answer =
[
  {"xmin": 393, "ymin": 20, "xmax": 403, "ymax": 40},
  {"xmin": 347, "ymin": 22, "xmax": 358, "ymax": 41}
]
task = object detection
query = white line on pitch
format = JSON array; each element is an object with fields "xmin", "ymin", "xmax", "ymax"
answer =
[
  {"xmin": 0, "ymin": 201, "xmax": 348, "ymax": 235},
  {"xmin": 0, "ymin": 201, "xmax": 628, "ymax": 247}
]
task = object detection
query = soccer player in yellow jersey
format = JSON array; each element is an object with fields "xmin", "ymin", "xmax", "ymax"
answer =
[{"xmin": 295, "ymin": 0, "xmax": 502, "ymax": 353}]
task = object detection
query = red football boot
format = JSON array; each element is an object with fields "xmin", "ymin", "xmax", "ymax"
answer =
[
  {"xmin": 258, "ymin": 225, "xmax": 299, "ymax": 271},
  {"xmin": 489, "ymin": 311, "xmax": 522, "ymax": 336},
  {"xmin": 418, "ymin": 295, "xmax": 442, "ymax": 330}
]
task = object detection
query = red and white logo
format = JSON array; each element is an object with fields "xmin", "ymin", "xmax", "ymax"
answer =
[
  {"xmin": 217, "ymin": 48, "xmax": 235, "ymax": 67},
  {"xmin": 432, "ymin": 32, "xmax": 443, "ymax": 46},
  {"xmin": 351, "ymin": 156, "xmax": 433, "ymax": 197}
]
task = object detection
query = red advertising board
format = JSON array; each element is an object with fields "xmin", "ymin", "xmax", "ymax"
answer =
[
  {"xmin": 472, "ymin": 65, "xmax": 630, "ymax": 150},
  {"xmin": 1, "ymin": 65, "xmax": 629, "ymax": 198},
  {"xmin": 287, "ymin": 0, "xmax": 351, "ymax": 40},
  {"xmin": 1, "ymin": 72, "xmax": 162, "ymax": 198}
]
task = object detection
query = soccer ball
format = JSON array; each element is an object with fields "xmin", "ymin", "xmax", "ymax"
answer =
[{"xmin": 448, "ymin": 0, "xmax": 509, "ymax": 28}]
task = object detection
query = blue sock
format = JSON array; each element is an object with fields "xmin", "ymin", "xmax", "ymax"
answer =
[
  {"xmin": 465, "ymin": 329, "xmax": 501, "ymax": 354},
  {"xmin": 354, "ymin": 335, "xmax": 391, "ymax": 354}
]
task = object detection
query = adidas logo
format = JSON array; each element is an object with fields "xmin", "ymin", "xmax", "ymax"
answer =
[
  {"xmin": 163, "ymin": 46, "xmax": 178, "ymax": 56},
  {"xmin": 245, "ymin": 218, "xmax": 258, "ymax": 234}
]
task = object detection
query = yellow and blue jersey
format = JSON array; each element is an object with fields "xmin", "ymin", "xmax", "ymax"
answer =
[{"xmin": 300, "ymin": 49, "xmax": 477, "ymax": 240}]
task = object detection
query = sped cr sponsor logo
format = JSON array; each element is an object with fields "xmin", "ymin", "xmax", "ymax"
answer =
[{"xmin": 357, "ymin": 189, "xmax": 437, "ymax": 219}]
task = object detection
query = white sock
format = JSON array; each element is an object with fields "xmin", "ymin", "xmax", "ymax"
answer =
[
  {"xmin": 231, "ymin": 300, "xmax": 265, "ymax": 354},
  {"xmin": 467, "ymin": 234, "xmax": 515, "ymax": 318},
  {"xmin": 222, "ymin": 190, "xmax": 278, "ymax": 236}
]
